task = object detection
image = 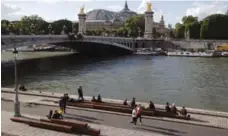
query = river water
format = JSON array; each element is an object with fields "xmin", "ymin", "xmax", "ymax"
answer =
[{"xmin": 2, "ymin": 52, "xmax": 228, "ymax": 112}]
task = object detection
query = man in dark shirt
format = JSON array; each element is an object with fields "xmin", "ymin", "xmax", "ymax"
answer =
[
  {"xmin": 131, "ymin": 97, "xmax": 136, "ymax": 109},
  {"xmin": 165, "ymin": 102, "xmax": 171, "ymax": 112},
  {"xmin": 62, "ymin": 94, "xmax": 69, "ymax": 113},
  {"xmin": 78, "ymin": 86, "xmax": 84, "ymax": 101},
  {"xmin": 149, "ymin": 101, "xmax": 155, "ymax": 110}
]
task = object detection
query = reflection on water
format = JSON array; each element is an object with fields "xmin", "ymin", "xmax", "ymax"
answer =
[{"xmin": 2, "ymin": 54, "xmax": 228, "ymax": 112}]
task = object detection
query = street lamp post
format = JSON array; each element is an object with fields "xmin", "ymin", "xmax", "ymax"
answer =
[
  {"xmin": 30, "ymin": 24, "xmax": 35, "ymax": 35},
  {"xmin": 48, "ymin": 24, "xmax": 52, "ymax": 34},
  {"xmin": 13, "ymin": 47, "xmax": 21, "ymax": 117}
]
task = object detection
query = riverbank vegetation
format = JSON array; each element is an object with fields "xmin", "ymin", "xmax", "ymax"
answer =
[{"xmin": 174, "ymin": 12, "xmax": 228, "ymax": 40}]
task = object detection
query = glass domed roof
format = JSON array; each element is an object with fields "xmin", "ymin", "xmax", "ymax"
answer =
[
  {"xmin": 86, "ymin": 9, "xmax": 115, "ymax": 21},
  {"xmin": 85, "ymin": 1, "xmax": 137, "ymax": 22}
]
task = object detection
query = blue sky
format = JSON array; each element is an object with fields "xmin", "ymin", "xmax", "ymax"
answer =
[{"xmin": 1, "ymin": 0, "xmax": 228, "ymax": 27}]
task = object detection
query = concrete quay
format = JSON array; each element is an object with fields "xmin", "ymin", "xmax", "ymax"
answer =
[
  {"xmin": 2, "ymin": 87, "xmax": 228, "ymax": 118},
  {"xmin": 2, "ymin": 100, "xmax": 228, "ymax": 136},
  {"xmin": 2, "ymin": 88, "xmax": 228, "ymax": 130}
]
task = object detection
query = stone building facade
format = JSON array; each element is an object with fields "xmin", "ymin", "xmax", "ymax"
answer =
[{"xmin": 84, "ymin": 1, "xmax": 168, "ymax": 36}]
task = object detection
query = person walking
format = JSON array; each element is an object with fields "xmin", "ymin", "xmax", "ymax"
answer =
[
  {"xmin": 62, "ymin": 93, "xmax": 69, "ymax": 113},
  {"xmin": 59, "ymin": 97, "xmax": 64, "ymax": 111},
  {"xmin": 136, "ymin": 104, "xmax": 142, "ymax": 125},
  {"xmin": 131, "ymin": 105, "xmax": 137, "ymax": 125},
  {"xmin": 131, "ymin": 97, "xmax": 136, "ymax": 109},
  {"xmin": 78, "ymin": 86, "xmax": 84, "ymax": 101}
]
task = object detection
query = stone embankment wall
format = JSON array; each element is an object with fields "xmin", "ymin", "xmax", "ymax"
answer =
[{"xmin": 170, "ymin": 40, "xmax": 228, "ymax": 50}]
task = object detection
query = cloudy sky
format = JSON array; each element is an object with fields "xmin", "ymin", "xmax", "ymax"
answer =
[{"xmin": 1, "ymin": 0, "xmax": 228, "ymax": 26}]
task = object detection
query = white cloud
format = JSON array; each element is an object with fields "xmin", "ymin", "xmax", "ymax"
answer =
[
  {"xmin": 1, "ymin": 3, "xmax": 24, "ymax": 20},
  {"xmin": 185, "ymin": 1, "xmax": 227, "ymax": 20}
]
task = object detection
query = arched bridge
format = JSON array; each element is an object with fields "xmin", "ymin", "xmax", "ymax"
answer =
[{"xmin": 1, "ymin": 35, "xmax": 135, "ymax": 56}]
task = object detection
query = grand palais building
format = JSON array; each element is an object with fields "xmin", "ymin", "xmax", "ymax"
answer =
[{"xmin": 84, "ymin": 1, "xmax": 168, "ymax": 35}]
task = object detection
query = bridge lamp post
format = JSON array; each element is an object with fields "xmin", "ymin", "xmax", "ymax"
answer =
[
  {"xmin": 48, "ymin": 24, "xmax": 52, "ymax": 35},
  {"xmin": 62, "ymin": 25, "xmax": 67, "ymax": 34},
  {"xmin": 13, "ymin": 47, "xmax": 21, "ymax": 117},
  {"xmin": 30, "ymin": 24, "xmax": 35, "ymax": 35}
]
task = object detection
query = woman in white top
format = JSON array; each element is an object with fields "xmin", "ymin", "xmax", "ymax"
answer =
[{"xmin": 131, "ymin": 106, "xmax": 137, "ymax": 125}]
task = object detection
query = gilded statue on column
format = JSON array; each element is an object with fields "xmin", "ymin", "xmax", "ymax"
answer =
[
  {"xmin": 146, "ymin": 2, "xmax": 152, "ymax": 12},
  {"xmin": 80, "ymin": 5, "xmax": 85, "ymax": 14}
]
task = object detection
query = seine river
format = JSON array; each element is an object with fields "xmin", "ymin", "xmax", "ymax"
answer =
[{"xmin": 2, "ymin": 52, "xmax": 228, "ymax": 112}]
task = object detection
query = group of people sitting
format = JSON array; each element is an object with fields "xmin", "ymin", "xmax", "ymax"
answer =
[
  {"xmin": 123, "ymin": 98, "xmax": 188, "ymax": 117},
  {"xmin": 165, "ymin": 102, "xmax": 188, "ymax": 117},
  {"xmin": 19, "ymin": 84, "xmax": 27, "ymax": 91},
  {"xmin": 91, "ymin": 94, "xmax": 102, "ymax": 102},
  {"xmin": 47, "ymin": 109, "xmax": 63, "ymax": 119}
]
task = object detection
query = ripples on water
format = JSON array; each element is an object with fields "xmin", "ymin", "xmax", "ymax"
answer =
[{"xmin": 2, "ymin": 54, "xmax": 228, "ymax": 112}]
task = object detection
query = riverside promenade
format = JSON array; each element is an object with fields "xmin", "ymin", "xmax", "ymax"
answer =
[{"xmin": 2, "ymin": 88, "xmax": 228, "ymax": 136}]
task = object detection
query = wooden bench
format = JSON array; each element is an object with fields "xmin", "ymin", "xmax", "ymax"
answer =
[
  {"xmin": 40, "ymin": 118, "xmax": 88, "ymax": 128},
  {"xmin": 67, "ymin": 101, "xmax": 190, "ymax": 120},
  {"xmin": 11, "ymin": 117, "xmax": 72, "ymax": 133},
  {"xmin": 29, "ymin": 121, "xmax": 72, "ymax": 133},
  {"xmin": 11, "ymin": 117, "xmax": 37, "ymax": 124},
  {"xmin": 40, "ymin": 118, "xmax": 100, "ymax": 136}
]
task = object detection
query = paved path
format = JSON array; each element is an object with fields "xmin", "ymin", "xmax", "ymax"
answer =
[
  {"xmin": 2, "ymin": 104, "xmax": 164, "ymax": 136},
  {"xmin": 2, "ymin": 100, "xmax": 228, "ymax": 136},
  {"xmin": 2, "ymin": 90, "xmax": 228, "ymax": 129}
]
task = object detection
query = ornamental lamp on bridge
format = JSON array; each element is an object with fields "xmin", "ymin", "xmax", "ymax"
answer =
[
  {"xmin": 48, "ymin": 24, "xmax": 52, "ymax": 35},
  {"xmin": 12, "ymin": 47, "xmax": 21, "ymax": 117},
  {"xmin": 30, "ymin": 24, "xmax": 35, "ymax": 35}
]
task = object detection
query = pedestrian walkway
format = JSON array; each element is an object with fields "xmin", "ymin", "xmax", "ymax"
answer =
[
  {"xmin": 2, "ymin": 88, "xmax": 228, "ymax": 129},
  {"xmin": 1, "ymin": 111, "xmax": 162, "ymax": 136}
]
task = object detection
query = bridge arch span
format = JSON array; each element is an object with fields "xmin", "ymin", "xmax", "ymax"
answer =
[{"xmin": 51, "ymin": 40, "xmax": 134, "ymax": 56}]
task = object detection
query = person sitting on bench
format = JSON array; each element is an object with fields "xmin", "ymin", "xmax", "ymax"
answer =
[
  {"xmin": 171, "ymin": 103, "xmax": 178, "ymax": 115},
  {"xmin": 149, "ymin": 101, "xmax": 155, "ymax": 110},
  {"xmin": 52, "ymin": 110, "xmax": 62, "ymax": 119},
  {"xmin": 123, "ymin": 98, "xmax": 128, "ymax": 105},
  {"xmin": 165, "ymin": 102, "xmax": 171, "ymax": 112},
  {"xmin": 19, "ymin": 84, "xmax": 27, "ymax": 91},
  {"xmin": 46, "ymin": 110, "xmax": 53, "ymax": 119},
  {"xmin": 91, "ymin": 96, "xmax": 96, "ymax": 102},
  {"xmin": 97, "ymin": 94, "xmax": 102, "ymax": 102},
  {"xmin": 180, "ymin": 106, "xmax": 188, "ymax": 117},
  {"xmin": 131, "ymin": 97, "xmax": 136, "ymax": 109}
]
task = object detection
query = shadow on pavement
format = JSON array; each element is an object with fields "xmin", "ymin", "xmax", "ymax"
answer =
[
  {"xmin": 63, "ymin": 114, "xmax": 101, "ymax": 124},
  {"xmin": 65, "ymin": 113, "xmax": 104, "ymax": 121},
  {"xmin": 134, "ymin": 127, "xmax": 182, "ymax": 136},
  {"xmin": 142, "ymin": 124, "xmax": 187, "ymax": 134}
]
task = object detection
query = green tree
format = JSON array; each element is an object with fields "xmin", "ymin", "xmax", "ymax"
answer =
[
  {"xmin": 1, "ymin": 20, "xmax": 10, "ymax": 34},
  {"xmin": 20, "ymin": 15, "xmax": 47, "ymax": 34},
  {"xmin": 51, "ymin": 19, "xmax": 73, "ymax": 34},
  {"xmin": 182, "ymin": 15, "xmax": 198, "ymax": 26},
  {"xmin": 188, "ymin": 22, "xmax": 201, "ymax": 39},
  {"xmin": 226, "ymin": 9, "xmax": 228, "ymax": 15},
  {"xmin": 175, "ymin": 23, "xmax": 185, "ymax": 39},
  {"xmin": 200, "ymin": 14, "xmax": 228, "ymax": 39},
  {"xmin": 124, "ymin": 15, "xmax": 144, "ymax": 37}
]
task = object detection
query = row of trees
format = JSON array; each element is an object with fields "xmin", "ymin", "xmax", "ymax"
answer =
[
  {"xmin": 1, "ymin": 15, "xmax": 78, "ymax": 35},
  {"xmin": 2, "ymin": 12, "xmax": 228, "ymax": 39},
  {"xmin": 174, "ymin": 12, "xmax": 228, "ymax": 39}
]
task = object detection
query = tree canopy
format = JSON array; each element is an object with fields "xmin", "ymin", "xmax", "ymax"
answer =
[
  {"xmin": 200, "ymin": 14, "xmax": 228, "ymax": 39},
  {"xmin": 1, "ymin": 15, "xmax": 77, "ymax": 35}
]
